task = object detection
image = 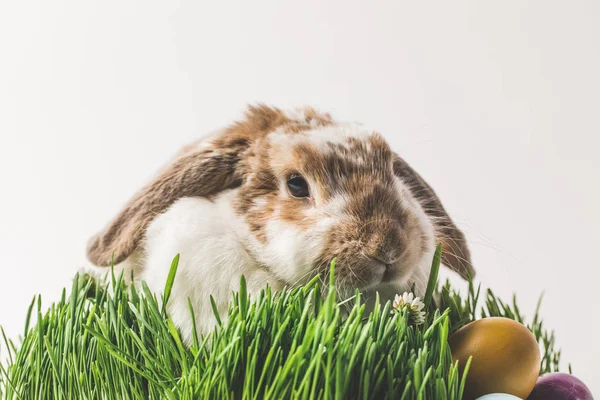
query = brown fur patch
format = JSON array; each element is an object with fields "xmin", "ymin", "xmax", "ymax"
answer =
[
  {"xmin": 309, "ymin": 155, "xmax": 423, "ymax": 288},
  {"xmin": 233, "ymin": 107, "xmax": 338, "ymax": 240}
]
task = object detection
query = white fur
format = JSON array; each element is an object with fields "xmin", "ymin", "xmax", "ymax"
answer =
[
  {"xmin": 136, "ymin": 190, "xmax": 284, "ymax": 343},
  {"xmin": 258, "ymin": 216, "xmax": 330, "ymax": 286},
  {"xmin": 267, "ymin": 122, "xmax": 375, "ymax": 151},
  {"xmin": 304, "ymin": 124, "xmax": 375, "ymax": 149}
]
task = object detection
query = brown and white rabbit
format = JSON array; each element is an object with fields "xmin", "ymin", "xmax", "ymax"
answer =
[{"xmin": 87, "ymin": 105, "xmax": 473, "ymax": 343}]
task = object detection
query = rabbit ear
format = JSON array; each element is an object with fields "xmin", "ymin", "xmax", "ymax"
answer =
[
  {"xmin": 393, "ymin": 155, "xmax": 474, "ymax": 279},
  {"xmin": 87, "ymin": 104, "xmax": 289, "ymax": 267},
  {"xmin": 86, "ymin": 144, "xmax": 244, "ymax": 266}
]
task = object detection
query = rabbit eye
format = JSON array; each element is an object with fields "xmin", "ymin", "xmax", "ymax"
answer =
[{"xmin": 287, "ymin": 174, "xmax": 310, "ymax": 198}]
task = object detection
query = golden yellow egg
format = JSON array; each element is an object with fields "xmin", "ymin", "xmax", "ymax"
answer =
[{"xmin": 449, "ymin": 317, "xmax": 541, "ymax": 400}]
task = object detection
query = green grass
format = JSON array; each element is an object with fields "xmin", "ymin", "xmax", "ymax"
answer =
[{"xmin": 0, "ymin": 246, "xmax": 561, "ymax": 399}]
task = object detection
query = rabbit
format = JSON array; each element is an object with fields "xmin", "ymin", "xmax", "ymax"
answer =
[{"xmin": 86, "ymin": 105, "xmax": 473, "ymax": 344}]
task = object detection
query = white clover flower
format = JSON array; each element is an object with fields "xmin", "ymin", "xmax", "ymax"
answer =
[{"xmin": 391, "ymin": 292, "xmax": 426, "ymax": 325}]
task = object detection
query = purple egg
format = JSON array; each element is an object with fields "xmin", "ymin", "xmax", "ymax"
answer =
[{"xmin": 527, "ymin": 373, "xmax": 594, "ymax": 400}]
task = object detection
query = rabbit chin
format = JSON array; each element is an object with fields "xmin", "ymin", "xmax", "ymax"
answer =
[{"xmin": 98, "ymin": 189, "xmax": 433, "ymax": 345}]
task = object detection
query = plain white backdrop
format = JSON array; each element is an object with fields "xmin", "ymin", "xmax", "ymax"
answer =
[{"xmin": 1, "ymin": 0, "xmax": 599, "ymax": 393}]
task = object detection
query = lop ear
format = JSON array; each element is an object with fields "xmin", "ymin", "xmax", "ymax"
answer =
[
  {"xmin": 86, "ymin": 141, "xmax": 245, "ymax": 266},
  {"xmin": 393, "ymin": 155, "xmax": 474, "ymax": 279},
  {"xmin": 87, "ymin": 104, "xmax": 290, "ymax": 267}
]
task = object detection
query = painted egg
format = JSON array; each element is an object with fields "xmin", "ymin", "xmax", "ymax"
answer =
[
  {"xmin": 527, "ymin": 372, "xmax": 593, "ymax": 400},
  {"xmin": 449, "ymin": 317, "xmax": 541, "ymax": 400},
  {"xmin": 476, "ymin": 394, "xmax": 522, "ymax": 400}
]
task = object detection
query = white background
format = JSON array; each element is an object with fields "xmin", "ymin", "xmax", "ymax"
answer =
[{"xmin": 1, "ymin": 0, "xmax": 599, "ymax": 394}]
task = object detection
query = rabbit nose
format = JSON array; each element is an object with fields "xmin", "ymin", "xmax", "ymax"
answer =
[{"xmin": 371, "ymin": 250, "xmax": 400, "ymax": 266}]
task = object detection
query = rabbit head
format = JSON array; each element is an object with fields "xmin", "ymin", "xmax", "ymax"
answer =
[{"xmin": 87, "ymin": 105, "xmax": 473, "ymax": 298}]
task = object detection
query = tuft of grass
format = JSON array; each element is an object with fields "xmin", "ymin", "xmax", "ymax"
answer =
[{"xmin": 0, "ymin": 252, "xmax": 561, "ymax": 399}]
